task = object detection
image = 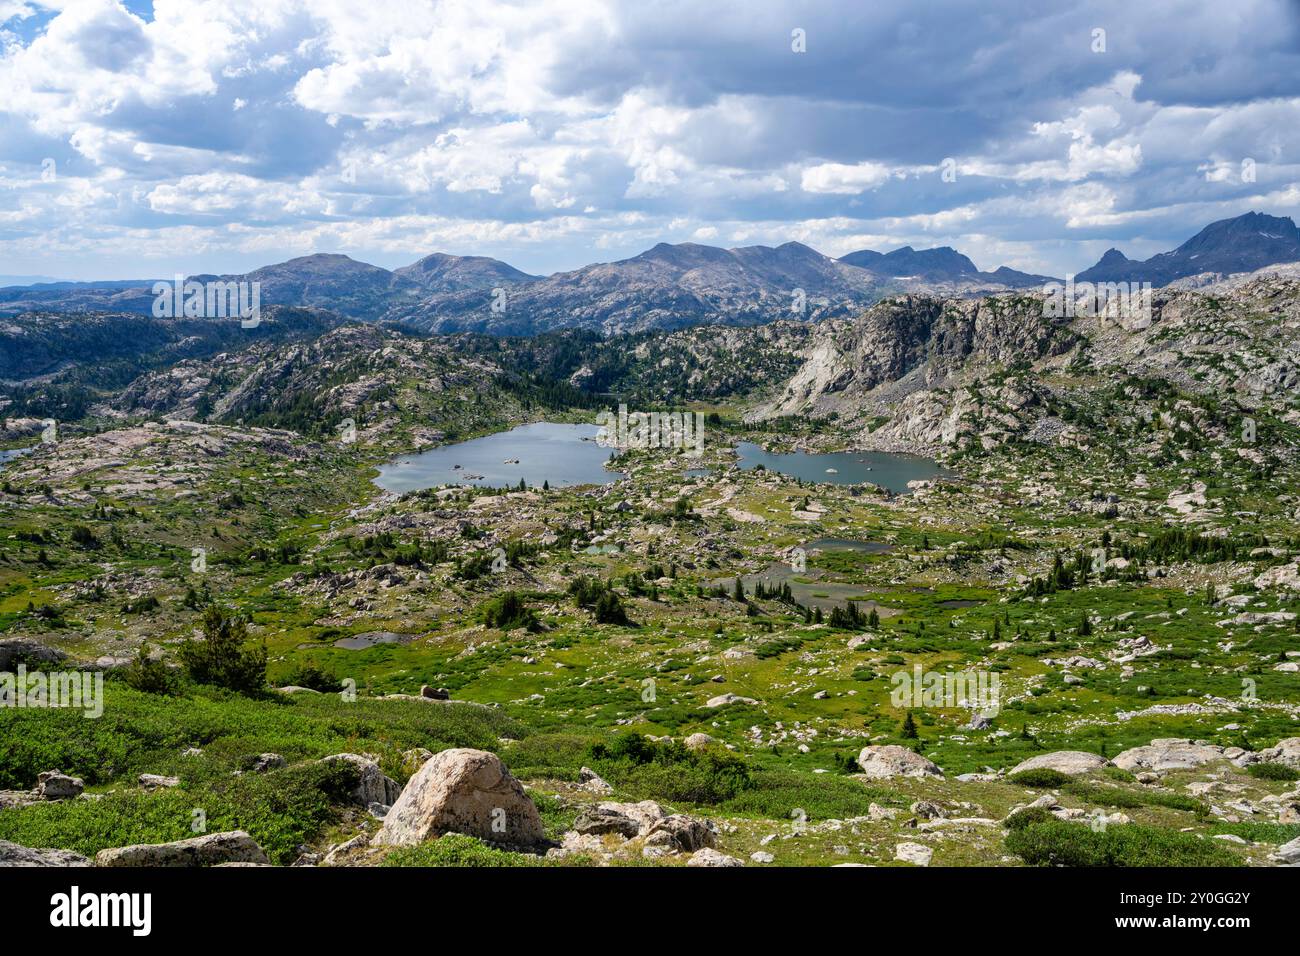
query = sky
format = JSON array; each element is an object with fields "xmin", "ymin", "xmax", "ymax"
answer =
[{"xmin": 1, "ymin": 0, "xmax": 1299, "ymax": 281}]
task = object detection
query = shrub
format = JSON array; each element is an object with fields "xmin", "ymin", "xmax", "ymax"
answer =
[
  {"xmin": 478, "ymin": 591, "xmax": 539, "ymax": 631},
  {"xmin": 1003, "ymin": 807, "xmax": 1056, "ymax": 830},
  {"xmin": 122, "ymin": 648, "xmax": 180, "ymax": 696},
  {"xmin": 718, "ymin": 770, "xmax": 904, "ymax": 821},
  {"xmin": 1005, "ymin": 821, "xmax": 1243, "ymax": 867},
  {"xmin": 1246, "ymin": 762, "xmax": 1300, "ymax": 782},
  {"xmin": 1008, "ymin": 768, "xmax": 1072, "ymax": 788},
  {"xmin": 585, "ymin": 731, "xmax": 751, "ymax": 805},
  {"xmin": 1063, "ymin": 781, "xmax": 1204, "ymax": 814},
  {"xmin": 0, "ymin": 761, "xmax": 357, "ymax": 864},
  {"xmin": 177, "ymin": 606, "xmax": 267, "ymax": 694},
  {"xmin": 281, "ymin": 660, "xmax": 341, "ymax": 693},
  {"xmin": 382, "ymin": 834, "xmax": 545, "ymax": 867}
]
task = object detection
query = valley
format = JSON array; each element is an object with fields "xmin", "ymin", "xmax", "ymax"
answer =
[{"xmin": 1, "ymin": 267, "xmax": 1298, "ymax": 869}]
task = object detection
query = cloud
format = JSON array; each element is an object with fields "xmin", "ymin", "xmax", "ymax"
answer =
[{"xmin": 0, "ymin": 0, "xmax": 1298, "ymax": 280}]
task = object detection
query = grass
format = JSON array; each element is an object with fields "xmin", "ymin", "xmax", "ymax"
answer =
[
  {"xmin": 0, "ymin": 681, "xmax": 525, "ymax": 790},
  {"xmin": 1246, "ymin": 762, "xmax": 1300, "ymax": 782},
  {"xmin": 0, "ymin": 761, "xmax": 357, "ymax": 864},
  {"xmin": 1062, "ymin": 781, "xmax": 1206, "ymax": 814}
]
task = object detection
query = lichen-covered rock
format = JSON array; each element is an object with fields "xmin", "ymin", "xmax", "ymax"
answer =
[
  {"xmin": 644, "ymin": 814, "xmax": 717, "ymax": 853},
  {"xmin": 373, "ymin": 749, "xmax": 544, "ymax": 847},
  {"xmin": 0, "ymin": 841, "xmax": 90, "ymax": 867},
  {"xmin": 96, "ymin": 831, "xmax": 269, "ymax": 867},
  {"xmin": 687, "ymin": 848, "xmax": 743, "ymax": 867},
  {"xmin": 36, "ymin": 771, "xmax": 83, "ymax": 801},
  {"xmin": 320, "ymin": 753, "xmax": 401, "ymax": 807},
  {"xmin": 857, "ymin": 745, "xmax": 942, "ymax": 779},
  {"xmin": 1009, "ymin": 751, "xmax": 1110, "ymax": 776},
  {"xmin": 1113, "ymin": 739, "xmax": 1232, "ymax": 773}
]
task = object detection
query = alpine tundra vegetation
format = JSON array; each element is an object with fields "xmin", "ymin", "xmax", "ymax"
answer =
[{"xmin": 1, "ymin": 246, "xmax": 1299, "ymax": 869}]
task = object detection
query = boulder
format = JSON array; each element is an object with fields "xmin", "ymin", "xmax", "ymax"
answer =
[
  {"xmin": 576, "ymin": 766, "xmax": 613, "ymax": 794},
  {"xmin": 373, "ymin": 748, "xmax": 545, "ymax": 847},
  {"xmin": 320, "ymin": 753, "xmax": 401, "ymax": 807},
  {"xmin": 36, "ymin": 771, "xmax": 83, "ymax": 801},
  {"xmin": 1250, "ymin": 738, "xmax": 1300, "ymax": 770},
  {"xmin": 573, "ymin": 805, "xmax": 644, "ymax": 838},
  {"xmin": 705, "ymin": 693, "xmax": 758, "ymax": 708},
  {"xmin": 644, "ymin": 814, "xmax": 717, "ymax": 853},
  {"xmin": 856, "ymin": 745, "xmax": 942, "ymax": 780},
  {"xmin": 1274, "ymin": 836, "xmax": 1300, "ymax": 865},
  {"xmin": 684, "ymin": 732, "xmax": 719, "ymax": 751},
  {"xmin": 0, "ymin": 841, "xmax": 90, "ymax": 867},
  {"xmin": 138, "ymin": 774, "xmax": 180, "ymax": 789},
  {"xmin": 0, "ymin": 638, "xmax": 66, "ymax": 670},
  {"xmin": 895, "ymin": 842, "xmax": 933, "ymax": 866},
  {"xmin": 249, "ymin": 753, "xmax": 286, "ymax": 773},
  {"xmin": 1113, "ymin": 739, "xmax": 1231, "ymax": 773},
  {"xmin": 1009, "ymin": 751, "xmax": 1110, "ymax": 777},
  {"xmin": 687, "ymin": 848, "xmax": 743, "ymax": 867},
  {"xmin": 96, "ymin": 831, "xmax": 269, "ymax": 867}
]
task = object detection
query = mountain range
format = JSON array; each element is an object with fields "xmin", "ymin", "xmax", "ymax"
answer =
[{"xmin": 1, "ymin": 212, "xmax": 1296, "ymax": 336}]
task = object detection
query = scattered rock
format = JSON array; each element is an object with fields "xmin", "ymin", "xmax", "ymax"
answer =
[
  {"xmin": 895, "ymin": 842, "xmax": 933, "ymax": 866},
  {"xmin": 1009, "ymin": 751, "xmax": 1110, "ymax": 776},
  {"xmin": 705, "ymin": 693, "xmax": 759, "ymax": 708},
  {"xmin": 644, "ymin": 814, "xmax": 718, "ymax": 853},
  {"xmin": 0, "ymin": 841, "xmax": 90, "ymax": 867},
  {"xmin": 96, "ymin": 831, "xmax": 270, "ymax": 867},
  {"xmin": 36, "ymin": 771, "xmax": 83, "ymax": 801},
  {"xmin": 573, "ymin": 804, "xmax": 643, "ymax": 838},
  {"xmin": 1113, "ymin": 739, "xmax": 1232, "ymax": 773},
  {"xmin": 687, "ymin": 848, "xmax": 743, "ymax": 867},
  {"xmin": 320, "ymin": 753, "xmax": 401, "ymax": 807},
  {"xmin": 250, "ymin": 753, "xmax": 286, "ymax": 773},
  {"xmin": 857, "ymin": 745, "xmax": 942, "ymax": 780},
  {"xmin": 138, "ymin": 774, "xmax": 180, "ymax": 789},
  {"xmin": 577, "ymin": 766, "xmax": 613, "ymax": 794}
]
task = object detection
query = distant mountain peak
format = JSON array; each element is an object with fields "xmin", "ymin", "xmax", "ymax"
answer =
[{"xmin": 1078, "ymin": 212, "xmax": 1300, "ymax": 285}]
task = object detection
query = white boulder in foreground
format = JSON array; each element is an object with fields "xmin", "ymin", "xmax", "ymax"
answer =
[{"xmin": 374, "ymin": 748, "xmax": 545, "ymax": 847}]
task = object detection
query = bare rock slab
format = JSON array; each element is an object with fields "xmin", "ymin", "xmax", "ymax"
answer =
[
  {"xmin": 96, "ymin": 831, "xmax": 270, "ymax": 867},
  {"xmin": 857, "ymin": 745, "xmax": 942, "ymax": 780},
  {"xmin": 0, "ymin": 841, "xmax": 90, "ymax": 867},
  {"xmin": 1009, "ymin": 751, "xmax": 1111, "ymax": 776}
]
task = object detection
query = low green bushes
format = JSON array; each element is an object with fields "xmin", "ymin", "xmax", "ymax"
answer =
[
  {"xmin": 1007, "ymin": 768, "xmax": 1072, "ymax": 788},
  {"xmin": 1246, "ymin": 762, "xmax": 1300, "ymax": 782},
  {"xmin": 1005, "ymin": 820, "xmax": 1244, "ymax": 867}
]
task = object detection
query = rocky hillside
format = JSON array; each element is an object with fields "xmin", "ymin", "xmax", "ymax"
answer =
[{"xmin": 739, "ymin": 276, "xmax": 1300, "ymax": 457}]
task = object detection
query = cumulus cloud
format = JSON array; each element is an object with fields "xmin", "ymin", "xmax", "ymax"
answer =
[{"xmin": 1, "ymin": 0, "xmax": 1298, "ymax": 279}]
